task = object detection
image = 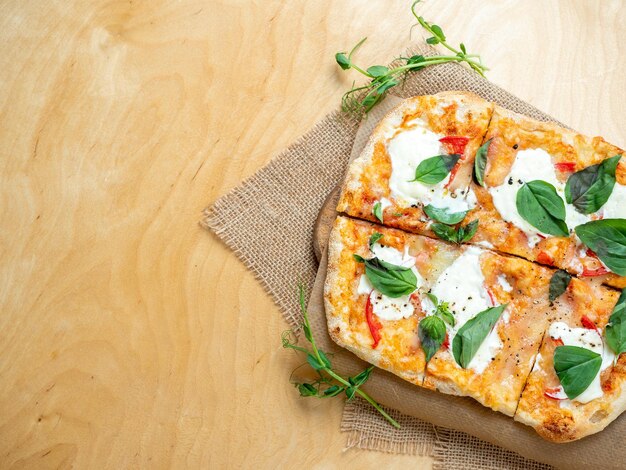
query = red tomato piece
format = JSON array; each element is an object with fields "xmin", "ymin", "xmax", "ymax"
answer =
[
  {"xmin": 444, "ymin": 163, "xmax": 460, "ymax": 189},
  {"xmin": 365, "ymin": 293, "xmax": 383, "ymax": 349},
  {"xmin": 442, "ymin": 332, "xmax": 450, "ymax": 349},
  {"xmin": 536, "ymin": 251, "xmax": 554, "ymax": 266},
  {"xmin": 581, "ymin": 266, "xmax": 609, "ymax": 277},
  {"xmin": 439, "ymin": 136, "xmax": 469, "ymax": 156},
  {"xmin": 581, "ymin": 315, "xmax": 598, "ymax": 331},
  {"xmin": 544, "ymin": 387, "xmax": 567, "ymax": 400},
  {"xmin": 554, "ymin": 162, "xmax": 576, "ymax": 172}
]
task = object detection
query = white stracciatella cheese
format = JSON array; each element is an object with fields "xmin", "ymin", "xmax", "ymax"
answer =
[
  {"xmin": 357, "ymin": 243, "xmax": 423, "ymax": 321},
  {"xmin": 386, "ymin": 118, "xmax": 474, "ymax": 213},
  {"xmin": 548, "ymin": 322, "xmax": 616, "ymax": 404},
  {"xmin": 600, "ymin": 182, "xmax": 626, "ymax": 218},
  {"xmin": 423, "ymin": 246, "xmax": 504, "ymax": 373},
  {"xmin": 488, "ymin": 149, "xmax": 590, "ymax": 246}
]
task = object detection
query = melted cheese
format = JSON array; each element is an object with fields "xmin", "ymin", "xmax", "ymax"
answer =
[
  {"xmin": 548, "ymin": 322, "xmax": 615, "ymax": 403},
  {"xmin": 488, "ymin": 149, "xmax": 590, "ymax": 246},
  {"xmin": 386, "ymin": 120, "xmax": 473, "ymax": 213},
  {"xmin": 602, "ymin": 182, "xmax": 626, "ymax": 218},
  {"xmin": 356, "ymin": 243, "xmax": 423, "ymax": 321},
  {"xmin": 426, "ymin": 246, "xmax": 503, "ymax": 373},
  {"xmin": 497, "ymin": 275, "xmax": 513, "ymax": 292}
]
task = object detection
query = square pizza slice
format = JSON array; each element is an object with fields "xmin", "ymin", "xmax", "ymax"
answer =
[
  {"xmin": 514, "ymin": 283, "xmax": 624, "ymax": 442},
  {"xmin": 336, "ymin": 92, "xmax": 494, "ymax": 236},
  {"xmin": 421, "ymin": 245, "xmax": 557, "ymax": 416},
  {"xmin": 467, "ymin": 105, "xmax": 626, "ymax": 288},
  {"xmin": 324, "ymin": 215, "xmax": 462, "ymax": 385}
]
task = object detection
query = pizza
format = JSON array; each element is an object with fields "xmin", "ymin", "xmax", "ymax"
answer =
[
  {"xmin": 515, "ymin": 285, "xmax": 624, "ymax": 442},
  {"xmin": 336, "ymin": 92, "xmax": 493, "ymax": 236},
  {"xmin": 337, "ymin": 93, "xmax": 626, "ymax": 288},
  {"xmin": 467, "ymin": 105, "xmax": 626, "ymax": 289},
  {"xmin": 325, "ymin": 93, "xmax": 626, "ymax": 442},
  {"xmin": 325, "ymin": 215, "xmax": 626, "ymax": 442}
]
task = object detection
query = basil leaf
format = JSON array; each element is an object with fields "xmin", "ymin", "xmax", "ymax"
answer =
[
  {"xmin": 358, "ymin": 257, "xmax": 417, "ymax": 298},
  {"xmin": 431, "ymin": 222, "xmax": 458, "ymax": 243},
  {"xmin": 553, "ymin": 345, "xmax": 602, "ymax": 399},
  {"xmin": 410, "ymin": 154, "xmax": 460, "ymax": 184},
  {"xmin": 474, "ymin": 139, "xmax": 491, "ymax": 187},
  {"xmin": 575, "ymin": 219, "xmax": 626, "ymax": 275},
  {"xmin": 424, "ymin": 204, "xmax": 468, "ymax": 225},
  {"xmin": 367, "ymin": 65, "xmax": 389, "ymax": 77},
  {"xmin": 369, "ymin": 232, "xmax": 383, "ymax": 249},
  {"xmin": 419, "ymin": 316, "xmax": 446, "ymax": 362},
  {"xmin": 452, "ymin": 304, "xmax": 506, "ymax": 368},
  {"xmin": 516, "ymin": 180, "xmax": 569, "ymax": 237},
  {"xmin": 548, "ymin": 270, "xmax": 572, "ymax": 302},
  {"xmin": 564, "ymin": 155, "xmax": 620, "ymax": 214},
  {"xmin": 606, "ymin": 288, "xmax": 626, "ymax": 355},
  {"xmin": 431, "ymin": 220, "xmax": 478, "ymax": 244},
  {"xmin": 372, "ymin": 202, "xmax": 383, "ymax": 222},
  {"xmin": 425, "ymin": 293, "xmax": 455, "ymax": 326},
  {"xmin": 458, "ymin": 219, "xmax": 479, "ymax": 243}
]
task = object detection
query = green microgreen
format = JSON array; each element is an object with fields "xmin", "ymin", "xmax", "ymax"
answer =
[
  {"xmin": 282, "ymin": 284, "xmax": 400, "ymax": 428},
  {"xmin": 335, "ymin": 1, "xmax": 488, "ymax": 115}
]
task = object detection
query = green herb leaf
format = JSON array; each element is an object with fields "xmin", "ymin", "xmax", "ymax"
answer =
[
  {"xmin": 575, "ymin": 219, "xmax": 626, "ymax": 275},
  {"xmin": 335, "ymin": 52, "xmax": 351, "ymax": 70},
  {"xmin": 431, "ymin": 220, "xmax": 479, "ymax": 244},
  {"xmin": 516, "ymin": 180, "xmax": 569, "ymax": 237},
  {"xmin": 565, "ymin": 155, "xmax": 621, "ymax": 214},
  {"xmin": 419, "ymin": 315, "xmax": 447, "ymax": 362},
  {"xmin": 423, "ymin": 204, "xmax": 468, "ymax": 225},
  {"xmin": 431, "ymin": 24, "xmax": 446, "ymax": 40},
  {"xmin": 349, "ymin": 366, "xmax": 374, "ymax": 389},
  {"xmin": 363, "ymin": 258, "xmax": 417, "ymax": 298},
  {"xmin": 372, "ymin": 202, "xmax": 384, "ymax": 222},
  {"xmin": 369, "ymin": 232, "xmax": 383, "ymax": 249},
  {"xmin": 353, "ymin": 254, "xmax": 365, "ymax": 263},
  {"xmin": 298, "ymin": 383, "xmax": 318, "ymax": 397},
  {"xmin": 458, "ymin": 219, "xmax": 479, "ymax": 243},
  {"xmin": 407, "ymin": 54, "xmax": 425, "ymax": 65},
  {"xmin": 367, "ymin": 65, "xmax": 389, "ymax": 77},
  {"xmin": 431, "ymin": 223, "xmax": 457, "ymax": 243},
  {"xmin": 548, "ymin": 270, "xmax": 572, "ymax": 302},
  {"xmin": 426, "ymin": 36, "xmax": 439, "ymax": 45},
  {"xmin": 410, "ymin": 154, "xmax": 460, "ymax": 184},
  {"xmin": 553, "ymin": 345, "xmax": 602, "ymax": 399},
  {"xmin": 452, "ymin": 304, "xmax": 506, "ymax": 368},
  {"xmin": 474, "ymin": 139, "xmax": 491, "ymax": 187},
  {"xmin": 606, "ymin": 289, "xmax": 626, "ymax": 355},
  {"xmin": 287, "ymin": 282, "xmax": 401, "ymax": 429},
  {"xmin": 323, "ymin": 385, "xmax": 344, "ymax": 397},
  {"xmin": 426, "ymin": 293, "xmax": 455, "ymax": 326}
]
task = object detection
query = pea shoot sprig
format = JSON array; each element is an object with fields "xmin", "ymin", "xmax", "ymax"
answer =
[
  {"xmin": 335, "ymin": 0, "xmax": 488, "ymax": 115},
  {"xmin": 282, "ymin": 284, "xmax": 400, "ymax": 428}
]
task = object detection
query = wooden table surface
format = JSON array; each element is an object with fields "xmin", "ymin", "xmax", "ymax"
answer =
[{"xmin": 1, "ymin": 1, "xmax": 625, "ymax": 468}]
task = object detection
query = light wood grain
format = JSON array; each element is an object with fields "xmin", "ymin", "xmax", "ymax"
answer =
[{"xmin": 0, "ymin": 1, "xmax": 624, "ymax": 468}]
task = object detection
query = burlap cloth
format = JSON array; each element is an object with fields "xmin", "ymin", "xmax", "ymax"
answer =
[{"xmin": 203, "ymin": 45, "xmax": 608, "ymax": 469}]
